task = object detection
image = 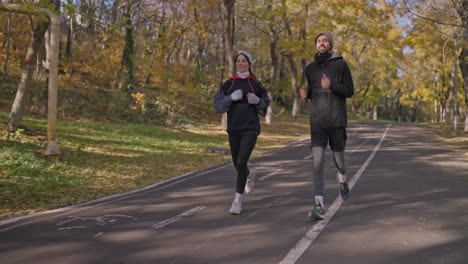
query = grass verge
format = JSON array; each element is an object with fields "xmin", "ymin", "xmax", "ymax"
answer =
[{"xmin": 425, "ymin": 122, "xmax": 468, "ymax": 155}]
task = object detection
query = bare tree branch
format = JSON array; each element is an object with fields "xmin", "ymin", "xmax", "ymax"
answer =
[{"xmin": 401, "ymin": 0, "xmax": 462, "ymax": 28}]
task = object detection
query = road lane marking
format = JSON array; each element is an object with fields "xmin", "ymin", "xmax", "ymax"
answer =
[
  {"xmin": 189, "ymin": 192, "xmax": 292, "ymax": 256},
  {"xmin": 57, "ymin": 226, "xmax": 86, "ymax": 231},
  {"xmin": 94, "ymin": 232, "xmax": 104, "ymax": 238},
  {"xmin": 259, "ymin": 170, "xmax": 281, "ymax": 181},
  {"xmin": 152, "ymin": 206, "xmax": 207, "ymax": 229},
  {"xmin": 0, "ymin": 165, "xmax": 226, "ymax": 233},
  {"xmin": 262, "ymin": 134, "xmax": 371, "ymax": 181},
  {"xmin": 260, "ymin": 138, "xmax": 309, "ymax": 159},
  {"xmin": 55, "ymin": 214, "xmax": 137, "ymax": 232},
  {"xmin": 303, "ymin": 138, "xmax": 370, "ymax": 160},
  {"xmin": 346, "ymin": 139, "xmax": 370, "ymax": 155},
  {"xmin": 279, "ymin": 124, "xmax": 391, "ymax": 264}
]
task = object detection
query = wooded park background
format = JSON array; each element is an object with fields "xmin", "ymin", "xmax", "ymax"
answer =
[{"xmin": 1, "ymin": 0, "xmax": 467, "ymax": 130}]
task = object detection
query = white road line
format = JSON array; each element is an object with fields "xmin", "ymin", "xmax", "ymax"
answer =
[
  {"xmin": 152, "ymin": 206, "xmax": 207, "ymax": 229},
  {"xmin": 261, "ymin": 138, "xmax": 309, "ymax": 159},
  {"xmin": 259, "ymin": 170, "xmax": 281, "ymax": 181},
  {"xmin": 266, "ymin": 133, "xmax": 371, "ymax": 179},
  {"xmin": 189, "ymin": 192, "xmax": 292, "ymax": 256},
  {"xmin": 279, "ymin": 124, "xmax": 391, "ymax": 264},
  {"xmin": 94, "ymin": 232, "xmax": 104, "ymax": 238},
  {"xmin": 57, "ymin": 226, "xmax": 86, "ymax": 231},
  {"xmin": 303, "ymin": 138, "xmax": 370, "ymax": 160},
  {"xmin": 346, "ymin": 139, "xmax": 370, "ymax": 155},
  {"xmin": 55, "ymin": 214, "xmax": 136, "ymax": 228}
]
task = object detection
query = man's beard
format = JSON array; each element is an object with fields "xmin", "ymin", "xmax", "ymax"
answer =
[{"xmin": 318, "ymin": 46, "xmax": 330, "ymax": 54}]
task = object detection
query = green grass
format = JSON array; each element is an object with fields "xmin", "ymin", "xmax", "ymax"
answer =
[{"xmin": 0, "ymin": 111, "xmax": 310, "ymax": 219}]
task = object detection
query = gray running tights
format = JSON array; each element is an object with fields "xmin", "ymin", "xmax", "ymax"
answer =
[{"xmin": 312, "ymin": 146, "xmax": 346, "ymax": 196}]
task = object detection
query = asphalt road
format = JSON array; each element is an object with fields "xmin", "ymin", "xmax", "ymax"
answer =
[{"xmin": 1, "ymin": 122, "xmax": 467, "ymax": 264}]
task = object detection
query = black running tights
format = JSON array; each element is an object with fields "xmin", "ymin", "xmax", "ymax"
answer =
[{"xmin": 228, "ymin": 133, "xmax": 258, "ymax": 194}]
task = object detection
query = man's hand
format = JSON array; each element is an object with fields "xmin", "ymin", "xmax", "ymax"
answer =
[
  {"xmin": 299, "ymin": 85, "xmax": 307, "ymax": 99},
  {"xmin": 321, "ymin": 73, "xmax": 330, "ymax": 90}
]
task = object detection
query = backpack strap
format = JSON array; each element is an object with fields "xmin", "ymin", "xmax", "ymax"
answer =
[
  {"xmin": 226, "ymin": 79, "xmax": 236, "ymax": 94},
  {"xmin": 247, "ymin": 79, "xmax": 255, "ymax": 93}
]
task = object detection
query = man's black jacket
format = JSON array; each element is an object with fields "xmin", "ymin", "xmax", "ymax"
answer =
[{"xmin": 304, "ymin": 53, "xmax": 354, "ymax": 131}]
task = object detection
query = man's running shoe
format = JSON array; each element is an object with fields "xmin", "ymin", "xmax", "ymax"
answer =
[
  {"xmin": 339, "ymin": 181, "xmax": 350, "ymax": 200},
  {"xmin": 307, "ymin": 204, "xmax": 325, "ymax": 221},
  {"xmin": 337, "ymin": 173, "xmax": 350, "ymax": 200}
]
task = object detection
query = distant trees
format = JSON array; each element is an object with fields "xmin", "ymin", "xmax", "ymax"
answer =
[
  {"xmin": 0, "ymin": 0, "xmax": 466, "ymax": 128},
  {"xmin": 7, "ymin": 17, "xmax": 49, "ymax": 132},
  {"xmin": 401, "ymin": 0, "xmax": 467, "ymax": 130}
]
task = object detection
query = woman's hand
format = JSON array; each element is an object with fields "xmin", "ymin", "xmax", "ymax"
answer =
[
  {"xmin": 247, "ymin": 93, "xmax": 260, "ymax": 104},
  {"xmin": 230, "ymin": 89, "xmax": 243, "ymax": 101}
]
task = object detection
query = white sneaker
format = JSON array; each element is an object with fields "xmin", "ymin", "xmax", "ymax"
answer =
[
  {"xmin": 244, "ymin": 167, "xmax": 257, "ymax": 194},
  {"xmin": 229, "ymin": 200, "xmax": 242, "ymax": 215}
]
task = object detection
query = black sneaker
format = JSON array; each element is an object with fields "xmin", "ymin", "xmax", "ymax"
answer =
[
  {"xmin": 337, "ymin": 173, "xmax": 350, "ymax": 200},
  {"xmin": 339, "ymin": 181, "xmax": 350, "ymax": 200},
  {"xmin": 307, "ymin": 204, "xmax": 325, "ymax": 221}
]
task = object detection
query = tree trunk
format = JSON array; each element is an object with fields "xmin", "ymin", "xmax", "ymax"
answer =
[
  {"xmin": 120, "ymin": 2, "xmax": 134, "ymax": 94},
  {"xmin": 458, "ymin": 45, "xmax": 468, "ymax": 132},
  {"xmin": 222, "ymin": 0, "xmax": 235, "ymax": 75},
  {"xmin": 43, "ymin": 27, "xmax": 50, "ymax": 73},
  {"xmin": 7, "ymin": 19, "xmax": 50, "ymax": 132},
  {"xmin": 440, "ymin": 103, "xmax": 446, "ymax": 123},
  {"xmin": 265, "ymin": 0, "xmax": 278, "ymax": 125},
  {"xmin": 285, "ymin": 54, "xmax": 300, "ymax": 118},
  {"xmin": 3, "ymin": 11, "xmax": 12, "ymax": 74},
  {"xmin": 193, "ymin": 4, "xmax": 205, "ymax": 75},
  {"xmin": 145, "ymin": 5, "xmax": 166, "ymax": 84},
  {"xmin": 66, "ymin": 0, "xmax": 74, "ymax": 79},
  {"xmin": 456, "ymin": 0, "xmax": 468, "ymax": 132},
  {"xmin": 111, "ymin": 0, "xmax": 121, "ymax": 25},
  {"xmin": 446, "ymin": 88, "xmax": 453, "ymax": 123},
  {"xmin": 411, "ymin": 103, "xmax": 421, "ymax": 122},
  {"xmin": 397, "ymin": 96, "xmax": 402, "ymax": 122},
  {"xmin": 265, "ymin": 30, "xmax": 277, "ymax": 125},
  {"xmin": 465, "ymin": 106, "xmax": 468, "ymax": 132},
  {"xmin": 281, "ymin": 0, "xmax": 302, "ymax": 119},
  {"xmin": 290, "ymin": 60, "xmax": 301, "ymax": 118},
  {"xmin": 221, "ymin": 0, "xmax": 235, "ymax": 128},
  {"xmin": 373, "ymin": 105, "xmax": 378, "ymax": 120}
]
